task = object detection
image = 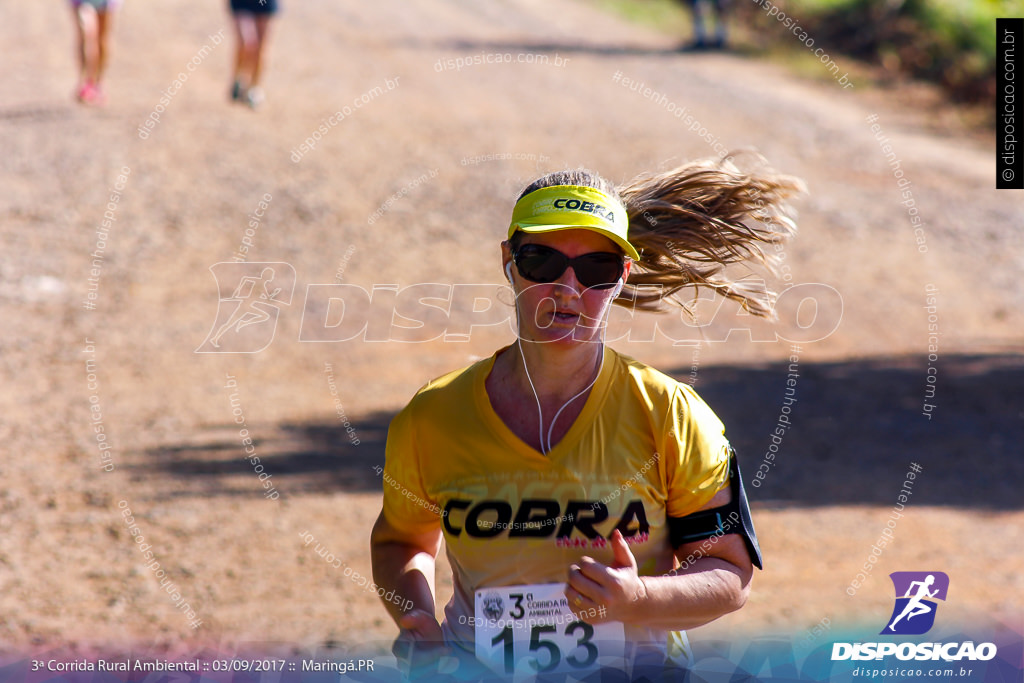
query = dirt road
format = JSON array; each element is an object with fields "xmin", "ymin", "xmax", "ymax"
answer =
[{"xmin": 1, "ymin": 0, "xmax": 1021, "ymax": 663}]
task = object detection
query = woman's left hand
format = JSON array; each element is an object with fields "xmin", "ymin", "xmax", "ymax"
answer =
[{"xmin": 565, "ymin": 529, "xmax": 647, "ymax": 624}]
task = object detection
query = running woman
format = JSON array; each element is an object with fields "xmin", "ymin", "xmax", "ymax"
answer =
[
  {"xmin": 228, "ymin": 0, "xmax": 278, "ymax": 108},
  {"xmin": 69, "ymin": 0, "xmax": 122, "ymax": 105},
  {"xmin": 370, "ymin": 154, "xmax": 804, "ymax": 680}
]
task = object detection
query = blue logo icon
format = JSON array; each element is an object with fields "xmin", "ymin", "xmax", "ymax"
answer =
[{"xmin": 882, "ymin": 571, "xmax": 949, "ymax": 635}]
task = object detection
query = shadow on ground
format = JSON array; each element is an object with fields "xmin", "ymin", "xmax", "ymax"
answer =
[
  {"xmin": 412, "ymin": 38, "xmax": 757, "ymax": 58},
  {"xmin": 134, "ymin": 353, "xmax": 1023, "ymax": 510}
]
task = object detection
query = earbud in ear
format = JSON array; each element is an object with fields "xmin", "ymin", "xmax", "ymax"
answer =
[{"xmin": 504, "ymin": 261, "xmax": 514, "ymax": 283}]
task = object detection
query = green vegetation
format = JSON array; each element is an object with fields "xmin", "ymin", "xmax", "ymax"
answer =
[
  {"xmin": 786, "ymin": 0, "xmax": 1022, "ymax": 100},
  {"xmin": 591, "ymin": 0, "xmax": 692, "ymax": 31},
  {"xmin": 593, "ymin": 0, "xmax": 1022, "ymax": 103}
]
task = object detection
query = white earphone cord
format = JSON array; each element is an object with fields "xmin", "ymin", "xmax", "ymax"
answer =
[
  {"xmin": 518, "ymin": 338, "xmax": 604, "ymax": 454},
  {"xmin": 511, "ymin": 259, "xmax": 618, "ymax": 454}
]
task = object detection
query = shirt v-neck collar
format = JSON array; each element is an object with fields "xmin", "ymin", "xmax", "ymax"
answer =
[{"xmin": 474, "ymin": 345, "xmax": 615, "ymax": 460}]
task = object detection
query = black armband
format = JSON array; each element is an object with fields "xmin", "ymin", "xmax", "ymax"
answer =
[{"xmin": 667, "ymin": 447, "xmax": 763, "ymax": 569}]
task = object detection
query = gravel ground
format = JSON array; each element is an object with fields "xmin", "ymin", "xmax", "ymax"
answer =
[{"xmin": 1, "ymin": 0, "xmax": 1020, "ymax": 663}]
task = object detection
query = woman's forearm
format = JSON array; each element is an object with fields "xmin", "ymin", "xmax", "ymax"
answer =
[
  {"xmin": 370, "ymin": 540, "xmax": 438, "ymax": 625},
  {"xmin": 567, "ymin": 529, "xmax": 753, "ymax": 632},
  {"xmin": 628, "ymin": 557, "xmax": 750, "ymax": 631},
  {"xmin": 369, "ymin": 513, "xmax": 443, "ymax": 626}
]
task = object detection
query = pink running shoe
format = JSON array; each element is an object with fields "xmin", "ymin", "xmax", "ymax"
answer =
[{"xmin": 78, "ymin": 82, "xmax": 106, "ymax": 106}]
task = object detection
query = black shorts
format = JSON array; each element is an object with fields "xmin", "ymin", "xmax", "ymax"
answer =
[{"xmin": 230, "ymin": 0, "xmax": 277, "ymax": 15}]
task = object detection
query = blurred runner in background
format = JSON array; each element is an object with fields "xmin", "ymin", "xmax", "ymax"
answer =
[
  {"xmin": 681, "ymin": 0, "xmax": 729, "ymax": 50},
  {"xmin": 69, "ymin": 0, "xmax": 121, "ymax": 105},
  {"xmin": 229, "ymin": 0, "xmax": 278, "ymax": 108}
]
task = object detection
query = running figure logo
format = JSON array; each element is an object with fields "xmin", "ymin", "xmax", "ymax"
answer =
[
  {"xmin": 881, "ymin": 571, "xmax": 949, "ymax": 635},
  {"xmin": 196, "ymin": 262, "xmax": 296, "ymax": 353}
]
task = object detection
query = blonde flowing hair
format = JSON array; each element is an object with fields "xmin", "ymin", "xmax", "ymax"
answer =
[{"xmin": 512, "ymin": 152, "xmax": 806, "ymax": 318}]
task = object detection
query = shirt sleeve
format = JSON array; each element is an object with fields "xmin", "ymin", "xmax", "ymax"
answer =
[
  {"xmin": 661, "ymin": 384, "xmax": 732, "ymax": 519},
  {"xmin": 381, "ymin": 401, "xmax": 441, "ymax": 535}
]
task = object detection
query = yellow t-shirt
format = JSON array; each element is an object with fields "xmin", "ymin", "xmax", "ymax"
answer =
[{"xmin": 381, "ymin": 345, "xmax": 732, "ymax": 660}]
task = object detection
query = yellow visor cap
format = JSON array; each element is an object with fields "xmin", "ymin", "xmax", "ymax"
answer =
[{"xmin": 508, "ymin": 185, "xmax": 639, "ymax": 261}]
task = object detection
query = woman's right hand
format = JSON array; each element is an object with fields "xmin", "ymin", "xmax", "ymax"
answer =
[
  {"xmin": 392, "ymin": 609, "xmax": 449, "ymax": 677},
  {"xmin": 371, "ymin": 511, "xmax": 447, "ymax": 676}
]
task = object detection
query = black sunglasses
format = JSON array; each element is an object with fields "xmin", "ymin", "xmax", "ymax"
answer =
[{"xmin": 512, "ymin": 243, "xmax": 625, "ymax": 289}]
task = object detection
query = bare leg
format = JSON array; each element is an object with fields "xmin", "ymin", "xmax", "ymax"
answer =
[
  {"xmin": 74, "ymin": 5, "xmax": 100, "ymax": 88},
  {"xmin": 249, "ymin": 14, "xmax": 272, "ymax": 89},
  {"xmin": 233, "ymin": 13, "xmax": 266, "ymax": 102},
  {"xmin": 95, "ymin": 8, "xmax": 114, "ymax": 87},
  {"xmin": 230, "ymin": 12, "xmax": 253, "ymax": 99},
  {"xmin": 71, "ymin": 4, "xmax": 87, "ymax": 85},
  {"xmin": 241, "ymin": 14, "xmax": 272, "ymax": 107}
]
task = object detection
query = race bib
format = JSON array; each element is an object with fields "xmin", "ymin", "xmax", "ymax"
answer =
[{"xmin": 473, "ymin": 583, "xmax": 625, "ymax": 678}]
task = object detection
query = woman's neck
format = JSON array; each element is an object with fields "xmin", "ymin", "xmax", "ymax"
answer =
[{"xmin": 512, "ymin": 339, "xmax": 604, "ymax": 405}]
